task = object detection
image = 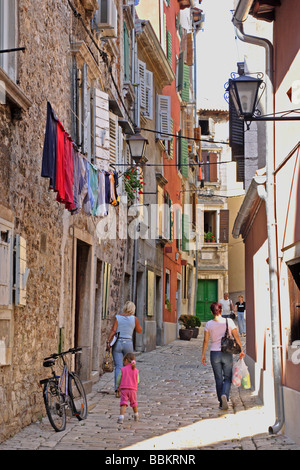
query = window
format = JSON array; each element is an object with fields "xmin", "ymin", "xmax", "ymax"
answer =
[
  {"xmin": 71, "ymin": 60, "xmax": 95, "ymax": 162},
  {"xmin": 182, "ymin": 213, "xmax": 190, "ymax": 252},
  {"xmin": 0, "ymin": 218, "xmax": 13, "ymax": 307},
  {"xmin": 182, "ymin": 265, "xmax": 187, "ymax": 299},
  {"xmin": 138, "ymin": 60, "xmax": 153, "ymax": 120},
  {"xmin": 176, "ymin": 51, "xmax": 189, "ymax": 101},
  {"xmin": 202, "ymin": 151, "xmax": 218, "ymax": 183},
  {"xmin": 180, "ymin": 135, "xmax": 189, "ymax": 178},
  {"xmin": 166, "ymin": 30, "xmax": 172, "ymax": 69},
  {"xmin": 109, "ymin": 112, "xmax": 123, "ymax": 165},
  {"xmin": 287, "ymin": 261, "xmax": 300, "ymax": 343},
  {"xmin": 165, "ymin": 269, "xmax": 171, "ymax": 307},
  {"xmin": 124, "ymin": 22, "xmax": 130, "ymax": 82},
  {"xmin": 204, "ymin": 210, "xmax": 216, "ymax": 242},
  {"xmin": 0, "ymin": 0, "xmax": 17, "ymax": 82},
  {"xmin": 203, "ymin": 209, "xmax": 229, "ymax": 243},
  {"xmin": 146, "ymin": 270, "xmax": 155, "ymax": 317},
  {"xmin": 156, "ymin": 94, "xmax": 171, "ymax": 140}
]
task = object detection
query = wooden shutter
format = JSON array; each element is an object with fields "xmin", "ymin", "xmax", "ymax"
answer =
[
  {"xmin": 0, "ymin": 221, "xmax": 13, "ymax": 307},
  {"xmin": 124, "ymin": 22, "xmax": 130, "ymax": 82},
  {"xmin": 167, "ymin": 30, "xmax": 172, "ymax": 68},
  {"xmin": 186, "ymin": 33, "xmax": 193, "ymax": 66},
  {"xmin": 176, "ymin": 208, "xmax": 181, "ymax": 250},
  {"xmin": 102, "ymin": 262, "xmax": 111, "ymax": 319},
  {"xmin": 81, "ymin": 62, "xmax": 88, "ymax": 155},
  {"xmin": 145, "ymin": 70, "xmax": 153, "ymax": 120},
  {"xmin": 182, "ymin": 213, "xmax": 189, "ymax": 252},
  {"xmin": 109, "ymin": 113, "xmax": 119, "ymax": 165},
  {"xmin": 181, "ymin": 64, "xmax": 190, "ymax": 102},
  {"xmin": 168, "ymin": 118, "xmax": 174, "ymax": 158},
  {"xmin": 209, "ymin": 152, "xmax": 218, "ymax": 182},
  {"xmin": 180, "ymin": 137, "xmax": 189, "ymax": 177},
  {"xmin": 138, "ymin": 60, "xmax": 146, "ymax": 109},
  {"xmin": 177, "ymin": 51, "xmax": 184, "ymax": 92},
  {"xmin": 146, "ymin": 270, "xmax": 155, "ymax": 316},
  {"xmin": 229, "ymin": 93, "xmax": 244, "ymax": 160},
  {"xmin": 156, "ymin": 95, "xmax": 171, "ymax": 140},
  {"xmin": 219, "ymin": 210, "xmax": 229, "ymax": 243},
  {"xmin": 94, "ymin": 88, "xmax": 110, "ymax": 170},
  {"xmin": 15, "ymin": 235, "xmax": 29, "ymax": 307}
]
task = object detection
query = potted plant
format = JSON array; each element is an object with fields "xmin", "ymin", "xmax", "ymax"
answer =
[
  {"xmin": 190, "ymin": 315, "xmax": 201, "ymax": 338},
  {"xmin": 178, "ymin": 314, "xmax": 195, "ymax": 341},
  {"xmin": 123, "ymin": 166, "xmax": 145, "ymax": 201},
  {"xmin": 204, "ymin": 232, "xmax": 216, "ymax": 243}
]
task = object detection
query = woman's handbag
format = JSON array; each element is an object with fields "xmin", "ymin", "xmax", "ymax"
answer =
[
  {"xmin": 221, "ymin": 319, "xmax": 241, "ymax": 355},
  {"xmin": 103, "ymin": 350, "xmax": 114, "ymax": 372}
]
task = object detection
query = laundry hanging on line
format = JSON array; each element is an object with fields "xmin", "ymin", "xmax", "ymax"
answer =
[{"xmin": 41, "ymin": 102, "xmax": 119, "ymax": 217}]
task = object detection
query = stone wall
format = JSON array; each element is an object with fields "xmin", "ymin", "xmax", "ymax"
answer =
[{"xmin": 0, "ymin": 0, "xmax": 128, "ymax": 442}]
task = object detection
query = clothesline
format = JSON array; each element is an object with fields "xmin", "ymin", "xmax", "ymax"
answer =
[{"xmin": 41, "ymin": 102, "xmax": 119, "ymax": 218}]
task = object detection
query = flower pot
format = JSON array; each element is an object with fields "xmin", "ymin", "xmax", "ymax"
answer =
[
  {"xmin": 179, "ymin": 329, "xmax": 193, "ymax": 341},
  {"xmin": 192, "ymin": 327, "xmax": 199, "ymax": 338}
]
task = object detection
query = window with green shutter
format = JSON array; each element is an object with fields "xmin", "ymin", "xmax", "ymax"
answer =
[
  {"xmin": 182, "ymin": 213, "xmax": 190, "ymax": 252},
  {"xmin": 177, "ymin": 51, "xmax": 184, "ymax": 92},
  {"xmin": 166, "ymin": 30, "xmax": 172, "ymax": 68},
  {"xmin": 180, "ymin": 137, "xmax": 189, "ymax": 178},
  {"xmin": 181, "ymin": 64, "xmax": 190, "ymax": 102}
]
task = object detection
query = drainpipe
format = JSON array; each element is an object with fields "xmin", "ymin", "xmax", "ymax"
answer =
[{"xmin": 232, "ymin": 0, "xmax": 285, "ymax": 434}]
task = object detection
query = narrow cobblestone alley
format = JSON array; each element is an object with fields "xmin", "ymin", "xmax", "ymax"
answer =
[{"xmin": 1, "ymin": 328, "xmax": 299, "ymax": 453}]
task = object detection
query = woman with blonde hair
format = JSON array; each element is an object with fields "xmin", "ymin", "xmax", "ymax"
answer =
[{"xmin": 107, "ymin": 301, "xmax": 142, "ymax": 396}]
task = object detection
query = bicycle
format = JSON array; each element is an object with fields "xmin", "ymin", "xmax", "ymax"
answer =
[{"xmin": 39, "ymin": 347, "xmax": 88, "ymax": 432}]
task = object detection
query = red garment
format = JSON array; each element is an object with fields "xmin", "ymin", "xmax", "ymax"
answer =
[
  {"xmin": 64, "ymin": 133, "xmax": 75, "ymax": 210},
  {"xmin": 56, "ymin": 121, "xmax": 66, "ymax": 203}
]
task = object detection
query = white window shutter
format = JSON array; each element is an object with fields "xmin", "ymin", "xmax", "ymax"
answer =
[
  {"xmin": 138, "ymin": 60, "xmax": 146, "ymax": 109},
  {"xmin": 15, "ymin": 235, "xmax": 29, "ymax": 307},
  {"xmin": 145, "ymin": 70, "xmax": 153, "ymax": 120},
  {"xmin": 94, "ymin": 88, "xmax": 110, "ymax": 170},
  {"xmin": 117, "ymin": 125, "xmax": 123, "ymax": 165},
  {"xmin": 0, "ymin": 221, "xmax": 13, "ymax": 307},
  {"xmin": 156, "ymin": 94, "xmax": 171, "ymax": 140}
]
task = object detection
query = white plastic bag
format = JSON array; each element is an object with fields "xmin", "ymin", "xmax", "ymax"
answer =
[{"xmin": 232, "ymin": 359, "xmax": 249, "ymax": 387}]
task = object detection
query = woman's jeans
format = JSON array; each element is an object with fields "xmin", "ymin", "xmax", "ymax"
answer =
[
  {"xmin": 112, "ymin": 338, "xmax": 133, "ymax": 391},
  {"xmin": 210, "ymin": 351, "xmax": 233, "ymax": 406},
  {"xmin": 237, "ymin": 312, "xmax": 246, "ymax": 334}
]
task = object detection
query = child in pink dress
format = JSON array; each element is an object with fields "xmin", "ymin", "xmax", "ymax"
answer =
[{"xmin": 116, "ymin": 353, "xmax": 139, "ymax": 424}]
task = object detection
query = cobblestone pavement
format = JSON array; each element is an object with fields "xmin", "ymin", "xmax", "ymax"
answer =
[{"xmin": 1, "ymin": 328, "xmax": 300, "ymax": 452}]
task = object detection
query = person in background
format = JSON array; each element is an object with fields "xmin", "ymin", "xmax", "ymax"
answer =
[
  {"xmin": 201, "ymin": 302, "xmax": 244, "ymax": 410},
  {"xmin": 235, "ymin": 295, "xmax": 246, "ymax": 336},
  {"xmin": 218, "ymin": 292, "xmax": 234, "ymax": 318},
  {"xmin": 116, "ymin": 352, "xmax": 140, "ymax": 424},
  {"xmin": 107, "ymin": 301, "xmax": 142, "ymax": 397}
]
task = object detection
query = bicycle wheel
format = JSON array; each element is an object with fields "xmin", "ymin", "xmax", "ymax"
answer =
[
  {"xmin": 43, "ymin": 380, "xmax": 66, "ymax": 432},
  {"xmin": 68, "ymin": 372, "xmax": 88, "ymax": 420}
]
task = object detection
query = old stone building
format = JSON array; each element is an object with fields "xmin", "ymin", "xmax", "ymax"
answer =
[{"xmin": 0, "ymin": 0, "xmax": 134, "ymax": 441}]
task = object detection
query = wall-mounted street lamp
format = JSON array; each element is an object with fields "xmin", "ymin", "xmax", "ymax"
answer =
[
  {"xmin": 125, "ymin": 128, "xmax": 148, "ymax": 164},
  {"xmin": 226, "ymin": 72, "xmax": 300, "ymax": 125}
]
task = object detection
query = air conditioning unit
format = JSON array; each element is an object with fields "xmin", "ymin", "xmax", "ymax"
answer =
[{"xmin": 94, "ymin": 0, "xmax": 118, "ymax": 38}]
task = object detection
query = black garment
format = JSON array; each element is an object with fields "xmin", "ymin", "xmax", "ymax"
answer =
[{"xmin": 236, "ymin": 301, "xmax": 246, "ymax": 313}]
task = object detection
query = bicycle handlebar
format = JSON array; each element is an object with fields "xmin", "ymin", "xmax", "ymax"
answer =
[{"xmin": 44, "ymin": 347, "xmax": 82, "ymax": 361}]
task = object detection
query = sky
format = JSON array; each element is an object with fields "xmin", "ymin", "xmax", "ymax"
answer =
[{"xmin": 196, "ymin": 0, "xmax": 241, "ymax": 111}]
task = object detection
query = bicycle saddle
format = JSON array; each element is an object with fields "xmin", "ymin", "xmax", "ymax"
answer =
[{"xmin": 43, "ymin": 359, "xmax": 55, "ymax": 368}]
